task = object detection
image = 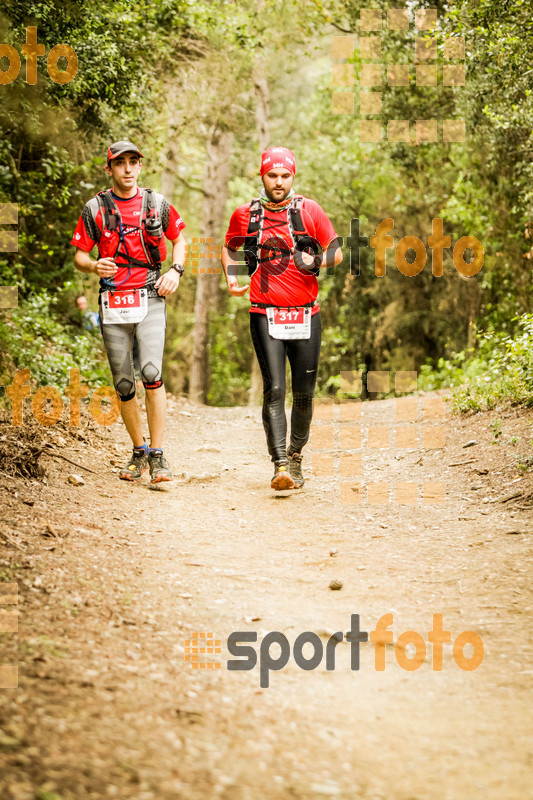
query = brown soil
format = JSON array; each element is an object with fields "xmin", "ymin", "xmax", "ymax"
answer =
[{"xmin": 0, "ymin": 394, "xmax": 532, "ymax": 800}]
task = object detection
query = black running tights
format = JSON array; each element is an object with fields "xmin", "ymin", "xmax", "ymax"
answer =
[{"xmin": 250, "ymin": 311, "xmax": 321, "ymax": 463}]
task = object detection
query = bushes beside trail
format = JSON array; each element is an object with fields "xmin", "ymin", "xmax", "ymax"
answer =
[{"xmin": 419, "ymin": 313, "xmax": 533, "ymax": 411}]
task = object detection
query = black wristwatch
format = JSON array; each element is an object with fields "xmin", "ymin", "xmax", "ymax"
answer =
[{"xmin": 170, "ymin": 263, "xmax": 185, "ymax": 275}]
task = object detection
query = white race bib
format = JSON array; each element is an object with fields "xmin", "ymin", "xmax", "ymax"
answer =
[
  {"xmin": 266, "ymin": 306, "xmax": 311, "ymax": 340},
  {"xmin": 101, "ymin": 289, "xmax": 148, "ymax": 324}
]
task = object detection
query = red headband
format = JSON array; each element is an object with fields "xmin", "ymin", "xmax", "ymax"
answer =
[{"xmin": 260, "ymin": 147, "xmax": 296, "ymax": 176}]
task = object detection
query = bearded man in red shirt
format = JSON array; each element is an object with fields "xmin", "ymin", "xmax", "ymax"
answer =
[
  {"xmin": 222, "ymin": 147, "xmax": 342, "ymax": 490},
  {"xmin": 71, "ymin": 141, "xmax": 187, "ymax": 484}
]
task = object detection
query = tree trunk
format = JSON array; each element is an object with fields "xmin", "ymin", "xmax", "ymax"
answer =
[
  {"xmin": 160, "ymin": 102, "xmax": 181, "ymax": 200},
  {"xmin": 253, "ymin": 60, "xmax": 270, "ymax": 153},
  {"xmin": 189, "ymin": 126, "xmax": 233, "ymax": 403},
  {"xmin": 466, "ymin": 278, "xmax": 480, "ymax": 351},
  {"xmin": 249, "ymin": 58, "xmax": 270, "ymax": 405}
]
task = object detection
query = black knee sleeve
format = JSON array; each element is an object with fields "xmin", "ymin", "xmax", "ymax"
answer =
[
  {"xmin": 143, "ymin": 380, "xmax": 163, "ymax": 390},
  {"xmin": 119, "ymin": 390, "xmax": 136, "ymax": 402}
]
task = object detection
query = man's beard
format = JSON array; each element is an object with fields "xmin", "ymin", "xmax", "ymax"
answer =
[{"xmin": 265, "ymin": 186, "xmax": 290, "ymax": 203}]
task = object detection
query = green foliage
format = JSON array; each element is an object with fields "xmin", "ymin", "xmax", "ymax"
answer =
[
  {"xmin": 419, "ymin": 314, "xmax": 533, "ymax": 411},
  {"xmin": 0, "ymin": 0, "xmax": 531, "ymax": 406},
  {"xmin": 0, "ymin": 284, "xmax": 110, "ymax": 389},
  {"xmin": 208, "ymin": 300, "xmax": 251, "ymax": 406},
  {"xmin": 0, "ymin": 0, "xmax": 228, "ymax": 296},
  {"xmin": 36, "ymin": 791, "xmax": 64, "ymax": 800}
]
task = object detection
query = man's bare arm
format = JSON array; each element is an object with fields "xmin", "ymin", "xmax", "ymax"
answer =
[
  {"xmin": 74, "ymin": 248, "xmax": 117, "ymax": 279},
  {"xmin": 221, "ymin": 245, "xmax": 249, "ymax": 297}
]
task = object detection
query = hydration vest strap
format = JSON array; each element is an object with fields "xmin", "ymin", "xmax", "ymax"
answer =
[
  {"xmin": 288, "ymin": 196, "xmax": 306, "ymax": 235},
  {"xmin": 143, "ymin": 188, "xmax": 157, "ymax": 221},
  {"xmin": 243, "ymin": 199, "xmax": 263, "ymax": 277},
  {"xmin": 244, "ymin": 195, "xmax": 321, "ymax": 278},
  {"xmin": 247, "ymin": 199, "xmax": 262, "ymax": 234},
  {"xmin": 96, "ymin": 190, "xmax": 121, "ymax": 260},
  {"xmin": 141, "ymin": 188, "xmax": 163, "ymax": 268},
  {"xmin": 288, "ymin": 196, "xmax": 320, "ymax": 276},
  {"xmin": 95, "ymin": 189, "xmax": 162, "ymax": 269},
  {"xmin": 118, "ymin": 253, "xmax": 157, "ymax": 268},
  {"xmin": 98, "ymin": 190, "xmax": 119, "ymax": 232}
]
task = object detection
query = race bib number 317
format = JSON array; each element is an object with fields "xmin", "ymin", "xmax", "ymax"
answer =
[{"xmin": 266, "ymin": 307, "xmax": 311, "ymax": 340}]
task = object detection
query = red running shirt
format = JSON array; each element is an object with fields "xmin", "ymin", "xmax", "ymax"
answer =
[
  {"xmin": 71, "ymin": 188, "xmax": 185, "ymax": 291},
  {"xmin": 224, "ymin": 196, "xmax": 337, "ymax": 314}
]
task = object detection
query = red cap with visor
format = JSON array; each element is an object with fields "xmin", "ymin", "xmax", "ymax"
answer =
[{"xmin": 107, "ymin": 140, "xmax": 144, "ymax": 163}]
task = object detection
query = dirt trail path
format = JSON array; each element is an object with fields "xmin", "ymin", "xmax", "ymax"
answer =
[{"xmin": 1, "ymin": 395, "xmax": 532, "ymax": 800}]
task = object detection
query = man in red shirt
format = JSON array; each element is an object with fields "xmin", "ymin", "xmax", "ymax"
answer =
[
  {"xmin": 222, "ymin": 146, "xmax": 342, "ymax": 490},
  {"xmin": 71, "ymin": 140, "xmax": 187, "ymax": 484}
]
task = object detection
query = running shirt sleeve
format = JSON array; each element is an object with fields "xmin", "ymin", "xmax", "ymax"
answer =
[
  {"xmin": 71, "ymin": 202, "xmax": 100, "ymax": 252},
  {"xmin": 302, "ymin": 198, "xmax": 338, "ymax": 249},
  {"xmin": 224, "ymin": 205, "xmax": 248, "ymax": 249}
]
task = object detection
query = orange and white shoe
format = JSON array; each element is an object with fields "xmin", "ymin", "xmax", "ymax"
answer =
[{"xmin": 271, "ymin": 462, "xmax": 295, "ymax": 491}]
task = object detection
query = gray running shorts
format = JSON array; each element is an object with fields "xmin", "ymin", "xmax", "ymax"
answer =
[{"xmin": 99, "ymin": 295, "xmax": 166, "ymax": 400}]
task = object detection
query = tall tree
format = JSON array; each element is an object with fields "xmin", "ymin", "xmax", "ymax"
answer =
[
  {"xmin": 189, "ymin": 126, "xmax": 233, "ymax": 402},
  {"xmin": 249, "ymin": 55, "xmax": 271, "ymax": 405},
  {"xmin": 160, "ymin": 102, "xmax": 183, "ymax": 201}
]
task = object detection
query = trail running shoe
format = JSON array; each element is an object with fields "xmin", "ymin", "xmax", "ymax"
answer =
[
  {"xmin": 119, "ymin": 447, "xmax": 148, "ymax": 481},
  {"xmin": 287, "ymin": 451, "xmax": 305, "ymax": 489},
  {"xmin": 149, "ymin": 450, "xmax": 173, "ymax": 483},
  {"xmin": 271, "ymin": 462, "xmax": 295, "ymax": 491}
]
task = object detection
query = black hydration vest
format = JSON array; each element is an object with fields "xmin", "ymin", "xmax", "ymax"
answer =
[
  {"xmin": 242, "ymin": 195, "xmax": 321, "ymax": 277},
  {"xmin": 93, "ymin": 188, "xmax": 164, "ymax": 268}
]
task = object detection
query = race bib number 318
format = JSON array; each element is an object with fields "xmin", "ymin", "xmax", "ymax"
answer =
[{"xmin": 101, "ymin": 289, "xmax": 148, "ymax": 324}]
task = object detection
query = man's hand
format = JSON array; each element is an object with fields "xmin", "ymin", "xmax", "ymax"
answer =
[
  {"xmin": 155, "ymin": 269, "xmax": 181, "ymax": 297},
  {"xmin": 227, "ymin": 279, "xmax": 249, "ymax": 297},
  {"xmin": 222, "ymin": 245, "xmax": 249, "ymax": 296},
  {"xmin": 93, "ymin": 258, "xmax": 118, "ymax": 278},
  {"xmin": 299, "ymin": 250, "xmax": 318, "ymax": 267},
  {"xmin": 292, "ymin": 247, "xmax": 321, "ymax": 272}
]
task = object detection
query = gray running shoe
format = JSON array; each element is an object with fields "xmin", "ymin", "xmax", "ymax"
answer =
[
  {"xmin": 149, "ymin": 450, "xmax": 173, "ymax": 483},
  {"xmin": 287, "ymin": 452, "xmax": 305, "ymax": 489},
  {"xmin": 271, "ymin": 461, "xmax": 295, "ymax": 491},
  {"xmin": 119, "ymin": 448, "xmax": 148, "ymax": 481}
]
